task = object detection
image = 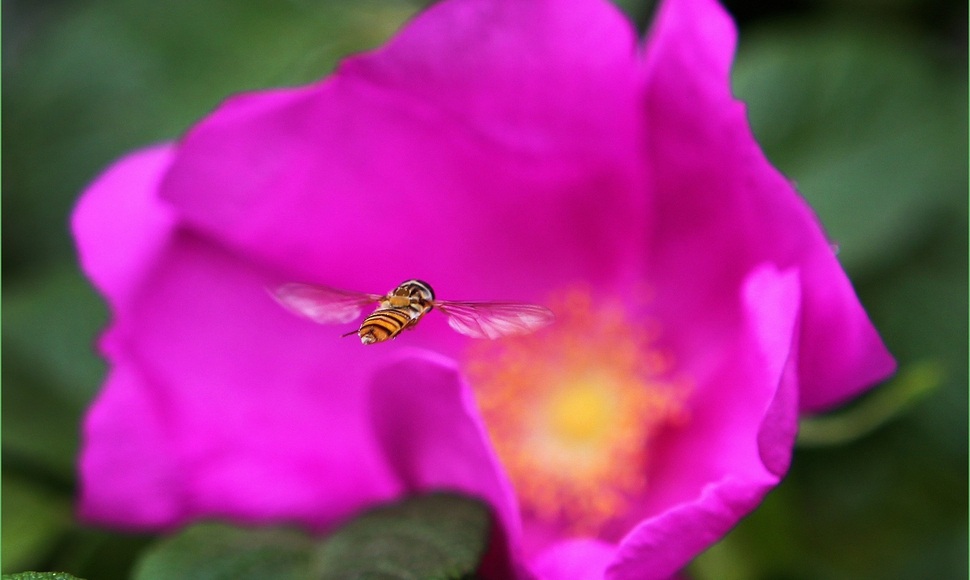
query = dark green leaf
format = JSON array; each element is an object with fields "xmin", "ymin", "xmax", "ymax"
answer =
[
  {"xmin": 2, "ymin": 265, "xmax": 109, "ymax": 481},
  {"xmin": 797, "ymin": 359, "xmax": 945, "ymax": 446},
  {"xmin": 1, "ymin": 476, "xmax": 74, "ymax": 575},
  {"xmin": 133, "ymin": 524, "xmax": 313, "ymax": 580},
  {"xmin": 311, "ymin": 492, "xmax": 491, "ymax": 580},
  {"xmin": 133, "ymin": 493, "xmax": 492, "ymax": 580},
  {"xmin": 2, "ymin": 572, "xmax": 85, "ymax": 580},
  {"xmin": 2, "ymin": 265, "xmax": 108, "ymax": 405},
  {"xmin": 857, "ymin": 217, "xmax": 968, "ymax": 458},
  {"xmin": 41, "ymin": 529, "xmax": 157, "ymax": 580}
]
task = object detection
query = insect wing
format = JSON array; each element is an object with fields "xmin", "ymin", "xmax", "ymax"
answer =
[
  {"xmin": 272, "ymin": 283, "xmax": 381, "ymax": 324},
  {"xmin": 436, "ymin": 301, "xmax": 555, "ymax": 339}
]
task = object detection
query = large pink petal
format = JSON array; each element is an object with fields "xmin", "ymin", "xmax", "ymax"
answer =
[
  {"xmin": 605, "ymin": 265, "xmax": 802, "ymax": 579},
  {"xmin": 80, "ymin": 231, "xmax": 411, "ymax": 530},
  {"xmin": 71, "ymin": 144, "xmax": 178, "ymax": 312},
  {"xmin": 78, "ymin": 361, "xmax": 183, "ymax": 527},
  {"xmin": 156, "ymin": 0, "xmax": 648, "ymax": 301},
  {"xmin": 640, "ymin": 0, "xmax": 894, "ymax": 412},
  {"xmin": 532, "ymin": 539, "xmax": 616, "ymax": 580},
  {"xmin": 368, "ymin": 352, "xmax": 522, "ymax": 579}
]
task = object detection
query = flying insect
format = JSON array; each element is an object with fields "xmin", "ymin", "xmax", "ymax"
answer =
[{"xmin": 273, "ymin": 279, "xmax": 554, "ymax": 344}]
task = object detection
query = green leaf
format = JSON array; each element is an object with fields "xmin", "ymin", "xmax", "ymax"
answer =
[
  {"xmin": 2, "ymin": 265, "xmax": 109, "ymax": 405},
  {"xmin": 1, "ymin": 476, "xmax": 74, "ymax": 575},
  {"xmin": 133, "ymin": 493, "xmax": 492, "ymax": 580},
  {"xmin": 39, "ymin": 529, "xmax": 157, "ymax": 580},
  {"xmin": 856, "ymin": 216, "xmax": 968, "ymax": 459},
  {"xmin": 3, "ymin": 264, "xmax": 109, "ymax": 481},
  {"xmin": 134, "ymin": 524, "xmax": 313, "ymax": 580},
  {"xmin": 311, "ymin": 492, "xmax": 491, "ymax": 579},
  {"xmin": 2, "ymin": 574, "xmax": 85, "ymax": 580},
  {"xmin": 797, "ymin": 359, "xmax": 945, "ymax": 447}
]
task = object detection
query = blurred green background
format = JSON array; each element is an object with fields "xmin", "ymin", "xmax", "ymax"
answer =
[{"xmin": 3, "ymin": 0, "xmax": 966, "ymax": 578}]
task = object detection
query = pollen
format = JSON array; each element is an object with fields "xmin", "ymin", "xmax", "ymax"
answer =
[
  {"xmin": 466, "ymin": 287, "xmax": 690, "ymax": 538},
  {"xmin": 549, "ymin": 381, "xmax": 612, "ymax": 442}
]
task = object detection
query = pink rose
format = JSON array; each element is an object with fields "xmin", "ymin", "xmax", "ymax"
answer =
[{"xmin": 72, "ymin": 0, "xmax": 894, "ymax": 577}]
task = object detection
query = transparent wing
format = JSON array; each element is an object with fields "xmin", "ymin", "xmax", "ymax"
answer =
[
  {"xmin": 271, "ymin": 283, "xmax": 382, "ymax": 325},
  {"xmin": 435, "ymin": 300, "xmax": 555, "ymax": 339}
]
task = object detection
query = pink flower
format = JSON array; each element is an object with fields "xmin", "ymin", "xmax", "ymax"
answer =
[{"xmin": 72, "ymin": 0, "xmax": 894, "ymax": 578}]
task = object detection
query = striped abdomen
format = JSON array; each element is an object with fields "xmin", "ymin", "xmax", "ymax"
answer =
[{"xmin": 357, "ymin": 302, "xmax": 431, "ymax": 344}]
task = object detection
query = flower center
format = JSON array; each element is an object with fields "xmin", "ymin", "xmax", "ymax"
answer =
[
  {"xmin": 466, "ymin": 288, "xmax": 690, "ymax": 537},
  {"xmin": 548, "ymin": 381, "xmax": 611, "ymax": 442}
]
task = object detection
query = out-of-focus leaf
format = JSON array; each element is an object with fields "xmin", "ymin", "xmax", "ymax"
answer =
[
  {"xmin": 797, "ymin": 359, "xmax": 944, "ymax": 446},
  {"xmin": 2, "ymin": 573, "xmax": 85, "ymax": 580},
  {"xmin": 858, "ymin": 217, "xmax": 968, "ymax": 457},
  {"xmin": 732, "ymin": 21, "xmax": 967, "ymax": 275},
  {"xmin": 42, "ymin": 530, "xmax": 157, "ymax": 580},
  {"xmin": 1, "ymin": 476, "xmax": 74, "ymax": 575},
  {"xmin": 1, "ymin": 368, "xmax": 82, "ymax": 486},
  {"xmin": 312, "ymin": 492, "xmax": 491, "ymax": 579},
  {"xmin": 3, "ymin": 264, "xmax": 108, "ymax": 404},
  {"xmin": 134, "ymin": 525, "xmax": 313, "ymax": 580},
  {"xmin": 3, "ymin": 264, "xmax": 110, "ymax": 480},
  {"xmin": 133, "ymin": 493, "xmax": 492, "ymax": 580},
  {"xmin": 3, "ymin": 0, "xmax": 420, "ymax": 273}
]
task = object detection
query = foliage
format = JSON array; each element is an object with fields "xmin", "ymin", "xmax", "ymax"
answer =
[{"xmin": 132, "ymin": 493, "xmax": 490, "ymax": 580}]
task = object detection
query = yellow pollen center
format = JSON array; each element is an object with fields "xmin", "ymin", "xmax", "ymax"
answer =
[
  {"xmin": 466, "ymin": 288, "xmax": 691, "ymax": 537},
  {"xmin": 548, "ymin": 382, "xmax": 612, "ymax": 443}
]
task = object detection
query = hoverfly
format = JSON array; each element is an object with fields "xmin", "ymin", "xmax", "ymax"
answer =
[{"xmin": 273, "ymin": 279, "xmax": 555, "ymax": 344}]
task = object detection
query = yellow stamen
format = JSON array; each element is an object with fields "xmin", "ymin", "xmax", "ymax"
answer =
[{"xmin": 466, "ymin": 287, "xmax": 691, "ymax": 537}]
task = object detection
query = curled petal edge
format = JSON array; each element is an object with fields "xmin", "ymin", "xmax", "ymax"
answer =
[
  {"xmin": 605, "ymin": 265, "xmax": 802, "ymax": 579},
  {"xmin": 368, "ymin": 350, "xmax": 524, "ymax": 579}
]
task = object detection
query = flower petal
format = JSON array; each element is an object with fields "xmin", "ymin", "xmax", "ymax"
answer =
[
  {"xmin": 79, "ymin": 231, "xmax": 405, "ymax": 530},
  {"xmin": 71, "ymin": 144, "xmax": 178, "ymax": 312},
  {"xmin": 640, "ymin": 0, "xmax": 894, "ymax": 412},
  {"xmin": 607, "ymin": 264, "xmax": 802, "ymax": 579},
  {"xmin": 78, "ymin": 361, "xmax": 183, "ymax": 527},
  {"xmin": 157, "ymin": 0, "xmax": 648, "ymax": 300},
  {"xmin": 368, "ymin": 352, "xmax": 522, "ymax": 579},
  {"xmin": 532, "ymin": 538, "xmax": 616, "ymax": 580}
]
